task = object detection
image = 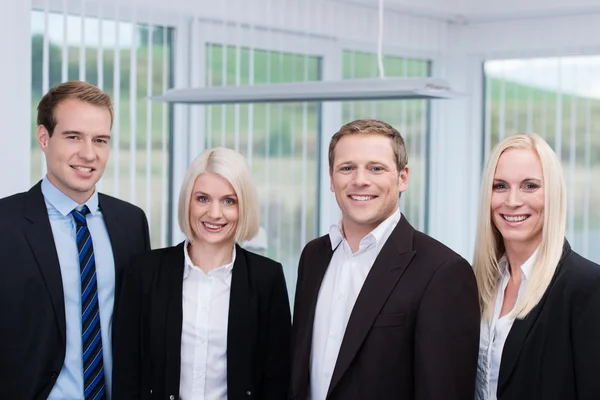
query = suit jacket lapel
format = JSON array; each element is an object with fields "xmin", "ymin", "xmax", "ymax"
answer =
[
  {"xmin": 98, "ymin": 194, "xmax": 128, "ymax": 279},
  {"xmin": 497, "ymin": 241, "xmax": 572, "ymax": 396},
  {"xmin": 23, "ymin": 182, "xmax": 67, "ymax": 342},
  {"xmin": 227, "ymin": 245, "xmax": 256, "ymax": 392},
  {"xmin": 327, "ymin": 216, "xmax": 416, "ymax": 397},
  {"xmin": 294, "ymin": 237, "xmax": 335, "ymax": 396},
  {"xmin": 163, "ymin": 243, "xmax": 185, "ymax": 393}
]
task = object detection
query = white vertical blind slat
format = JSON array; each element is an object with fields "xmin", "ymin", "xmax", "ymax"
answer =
[{"xmin": 129, "ymin": 6, "xmax": 138, "ymax": 203}]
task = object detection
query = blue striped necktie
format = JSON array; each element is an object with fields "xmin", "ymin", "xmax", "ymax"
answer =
[{"xmin": 71, "ymin": 206, "xmax": 106, "ymax": 400}]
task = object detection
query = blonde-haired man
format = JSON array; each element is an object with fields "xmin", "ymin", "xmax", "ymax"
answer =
[{"xmin": 290, "ymin": 119, "xmax": 480, "ymax": 400}]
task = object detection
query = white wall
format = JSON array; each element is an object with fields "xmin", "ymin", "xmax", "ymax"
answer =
[{"xmin": 0, "ymin": 0, "xmax": 32, "ymax": 199}]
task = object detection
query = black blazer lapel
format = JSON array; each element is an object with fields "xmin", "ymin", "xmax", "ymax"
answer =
[
  {"xmin": 327, "ymin": 216, "xmax": 416, "ymax": 397},
  {"xmin": 227, "ymin": 245, "xmax": 256, "ymax": 393},
  {"xmin": 23, "ymin": 181, "xmax": 66, "ymax": 342},
  {"xmin": 163, "ymin": 243, "xmax": 185, "ymax": 393},
  {"xmin": 294, "ymin": 237, "xmax": 335, "ymax": 396},
  {"xmin": 497, "ymin": 242, "xmax": 572, "ymax": 396}
]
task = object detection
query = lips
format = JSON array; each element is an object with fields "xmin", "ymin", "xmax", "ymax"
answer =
[
  {"xmin": 71, "ymin": 165, "xmax": 94, "ymax": 173},
  {"xmin": 502, "ymin": 214, "xmax": 530, "ymax": 223},
  {"xmin": 349, "ymin": 195, "xmax": 376, "ymax": 201}
]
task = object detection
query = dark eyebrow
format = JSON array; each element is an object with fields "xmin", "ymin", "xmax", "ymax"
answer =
[{"xmin": 61, "ymin": 130, "xmax": 84, "ymax": 136}]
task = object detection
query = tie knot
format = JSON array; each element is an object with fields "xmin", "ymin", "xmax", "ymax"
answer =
[{"xmin": 71, "ymin": 205, "xmax": 90, "ymax": 226}]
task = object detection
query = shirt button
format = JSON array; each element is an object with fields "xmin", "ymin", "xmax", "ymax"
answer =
[{"xmin": 246, "ymin": 390, "xmax": 252, "ymax": 396}]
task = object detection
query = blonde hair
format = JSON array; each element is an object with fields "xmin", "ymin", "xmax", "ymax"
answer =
[
  {"xmin": 328, "ymin": 119, "xmax": 408, "ymax": 172},
  {"xmin": 474, "ymin": 133, "xmax": 566, "ymax": 320},
  {"xmin": 178, "ymin": 147, "xmax": 260, "ymax": 243}
]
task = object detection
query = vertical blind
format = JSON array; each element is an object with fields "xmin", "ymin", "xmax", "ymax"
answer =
[
  {"xmin": 30, "ymin": 6, "xmax": 174, "ymax": 248},
  {"xmin": 203, "ymin": 41, "xmax": 321, "ymax": 291},
  {"xmin": 342, "ymin": 51, "xmax": 431, "ymax": 232}
]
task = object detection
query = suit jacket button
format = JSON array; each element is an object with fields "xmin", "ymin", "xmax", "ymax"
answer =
[
  {"xmin": 169, "ymin": 396, "xmax": 175, "ymax": 400},
  {"xmin": 246, "ymin": 390, "xmax": 252, "ymax": 396}
]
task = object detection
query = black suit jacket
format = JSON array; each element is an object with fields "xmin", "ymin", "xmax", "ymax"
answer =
[
  {"xmin": 112, "ymin": 242, "xmax": 292, "ymax": 400},
  {"xmin": 290, "ymin": 216, "xmax": 480, "ymax": 400},
  {"xmin": 0, "ymin": 181, "xmax": 151, "ymax": 400},
  {"xmin": 497, "ymin": 242, "xmax": 600, "ymax": 400}
]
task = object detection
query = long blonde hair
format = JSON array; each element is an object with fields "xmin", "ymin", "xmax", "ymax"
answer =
[{"xmin": 474, "ymin": 133, "xmax": 566, "ymax": 320}]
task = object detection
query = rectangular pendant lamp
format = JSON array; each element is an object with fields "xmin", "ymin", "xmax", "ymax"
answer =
[{"xmin": 151, "ymin": 77, "xmax": 459, "ymax": 105}]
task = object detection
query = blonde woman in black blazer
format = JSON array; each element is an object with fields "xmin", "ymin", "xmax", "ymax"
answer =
[
  {"xmin": 473, "ymin": 133, "xmax": 600, "ymax": 400},
  {"xmin": 113, "ymin": 147, "xmax": 291, "ymax": 400}
]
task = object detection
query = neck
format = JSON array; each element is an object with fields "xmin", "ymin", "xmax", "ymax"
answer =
[
  {"xmin": 47, "ymin": 174, "xmax": 94, "ymax": 205},
  {"xmin": 342, "ymin": 221, "xmax": 378, "ymax": 253},
  {"xmin": 504, "ymin": 239, "xmax": 540, "ymax": 276},
  {"xmin": 188, "ymin": 240, "xmax": 235, "ymax": 273},
  {"xmin": 341, "ymin": 208, "xmax": 397, "ymax": 253}
]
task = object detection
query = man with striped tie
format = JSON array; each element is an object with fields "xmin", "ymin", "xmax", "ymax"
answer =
[{"xmin": 0, "ymin": 81, "xmax": 151, "ymax": 399}]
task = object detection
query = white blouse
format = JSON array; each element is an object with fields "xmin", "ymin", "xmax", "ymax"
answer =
[
  {"xmin": 179, "ymin": 242, "xmax": 236, "ymax": 400},
  {"xmin": 476, "ymin": 250, "xmax": 537, "ymax": 400}
]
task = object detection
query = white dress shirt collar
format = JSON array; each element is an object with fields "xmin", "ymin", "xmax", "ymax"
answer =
[
  {"xmin": 497, "ymin": 248, "xmax": 537, "ymax": 283},
  {"xmin": 328, "ymin": 208, "xmax": 401, "ymax": 253},
  {"xmin": 183, "ymin": 240, "xmax": 236, "ymax": 280}
]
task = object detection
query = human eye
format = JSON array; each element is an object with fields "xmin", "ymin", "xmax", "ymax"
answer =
[
  {"xmin": 339, "ymin": 165, "xmax": 353, "ymax": 172},
  {"xmin": 523, "ymin": 182, "xmax": 540, "ymax": 191},
  {"xmin": 196, "ymin": 195, "xmax": 209, "ymax": 203},
  {"xmin": 492, "ymin": 182, "xmax": 506, "ymax": 191},
  {"xmin": 223, "ymin": 198, "xmax": 237, "ymax": 206},
  {"xmin": 370, "ymin": 165, "xmax": 384, "ymax": 172},
  {"xmin": 94, "ymin": 138, "xmax": 109, "ymax": 144}
]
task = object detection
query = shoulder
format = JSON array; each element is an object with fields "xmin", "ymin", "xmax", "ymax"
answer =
[
  {"xmin": 127, "ymin": 244, "xmax": 183, "ymax": 280},
  {"xmin": 131, "ymin": 244, "xmax": 180, "ymax": 266},
  {"xmin": 0, "ymin": 191, "xmax": 28, "ymax": 216},
  {"xmin": 240, "ymin": 246, "xmax": 284, "ymax": 277},
  {"xmin": 412, "ymin": 230, "xmax": 471, "ymax": 272},
  {"xmin": 300, "ymin": 234, "xmax": 331, "ymax": 258},
  {"xmin": 555, "ymin": 249, "xmax": 600, "ymax": 301},
  {"xmin": 98, "ymin": 192, "xmax": 147, "ymax": 219}
]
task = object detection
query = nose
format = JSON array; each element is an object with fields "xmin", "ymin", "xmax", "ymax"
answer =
[
  {"xmin": 353, "ymin": 167, "xmax": 370, "ymax": 187},
  {"xmin": 505, "ymin": 187, "xmax": 523, "ymax": 207},
  {"xmin": 208, "ymin": 201, "xmax": 222, "ymax": 219},
  {"xmin": 78, "ymin": 138, "xmax": 96, "ymax": 161}
]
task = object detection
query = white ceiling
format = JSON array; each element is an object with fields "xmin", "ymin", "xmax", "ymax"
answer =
[{"xmin": 333, "ymin": 0, "xmax": 600, "ymax": 22}]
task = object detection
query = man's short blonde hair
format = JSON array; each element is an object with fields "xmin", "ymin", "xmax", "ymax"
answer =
[{"xmin": 178, "ymin": 147, "xmax": 260, "ymax": 243}]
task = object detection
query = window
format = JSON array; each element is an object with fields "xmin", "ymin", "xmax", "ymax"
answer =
[
  {"xmin": 484, "ymin": 56, "xmax": 600, "ymax": 262},
  {"xmin": 342, "ymin": 50, "xmax": 431, "ymax": 231},
  {"xmin": 204, "ymin": 43, "xmax": 321, "ymax": 286},
  {"xmin": 31, "ymin": 10, "xmax": 174, "ymax": 248}
]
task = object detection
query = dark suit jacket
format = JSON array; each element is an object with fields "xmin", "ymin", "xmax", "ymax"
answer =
[
  {"xmin": 290, "ymin": 216, "xmax": 480, "ymax": 400},
  {"xmin": 112, "ymin": 242, "xmax": 292, "ymax": 400},
  {"xmin": 497, "ymin": 242, "xmax": 600, "ymax": 400},
  {"xmin": 0, "ymin": 181, "xmax": 151, "ymax": 400}
]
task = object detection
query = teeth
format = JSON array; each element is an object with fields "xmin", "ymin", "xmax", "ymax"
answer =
[
  {"xmin": 204, "ymin": 222, "xmax": 223, "ymax": 229},
  {"xmin": 503, "ymin": 215, "xmax": 528, "ymax": 222},
  {"xmin": 351, "ymin": 195, "xmax": 373, "ymax": 201},
  {"xmin": 73, "ymin": 166, "xmax": 92, "ymax": 172}
]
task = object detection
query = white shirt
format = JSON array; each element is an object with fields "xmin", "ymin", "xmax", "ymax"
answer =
[
  {"xmin": 179, "ymin": 242, "xmax": 236, "ymax": 400},
  {"xmin": 310, "ymin": 209, "xmax": 401, "ymax": 400},
  {"xmin": 476, "ymin": 250, "xmax": 537, "ymax": 400}
]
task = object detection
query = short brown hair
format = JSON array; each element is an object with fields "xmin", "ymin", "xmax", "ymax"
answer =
[
  {"xmin": 37, "ymin": 81, "xmax": 114, "ymax": 136},
  {"xmin": 328, "ymin": 119, "xmax": 408, "ymax": 171}
]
